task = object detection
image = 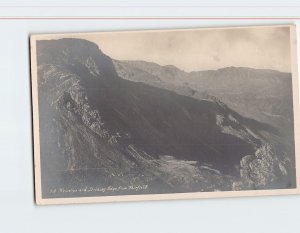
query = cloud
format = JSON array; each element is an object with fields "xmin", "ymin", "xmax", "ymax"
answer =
[{"xmin": 212, "ymin": 55, "xmax": 220, "ymax": 62}]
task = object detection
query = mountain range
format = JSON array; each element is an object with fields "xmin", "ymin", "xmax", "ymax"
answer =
[
  {"xmin": 36, "ymin": 38, "xmax": 296, "ymax": 198},
  {"xmin": 113, "ymin": 60, "xmax": 294, "ymax": 139}
]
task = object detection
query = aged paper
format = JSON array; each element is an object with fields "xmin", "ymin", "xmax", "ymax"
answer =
[{"xmin": 30, "ymin": 25, "xmax": 300, "ymax": 205}]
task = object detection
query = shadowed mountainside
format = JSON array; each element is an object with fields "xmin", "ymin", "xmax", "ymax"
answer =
[{"xmin": 113, "ymin": 60, "xmax": 294, "ymax": 139}]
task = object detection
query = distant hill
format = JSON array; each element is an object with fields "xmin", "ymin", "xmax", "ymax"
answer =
[{"xmin": 113, "ymin": 60, "xmax": 294, "ymax": 139}]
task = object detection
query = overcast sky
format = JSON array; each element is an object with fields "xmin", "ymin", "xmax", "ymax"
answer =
[{"xmin": 73, "ymin": 26, "xmax": 292, "ymax": 72}]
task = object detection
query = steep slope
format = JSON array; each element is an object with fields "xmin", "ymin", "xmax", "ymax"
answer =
[
  {"xmin": 113, "ymin": 60, "xmax": 294, "ymax": 139},
  {"xmin": 36, "ymin": 39, "xmax": 296, "ymax": 198}
]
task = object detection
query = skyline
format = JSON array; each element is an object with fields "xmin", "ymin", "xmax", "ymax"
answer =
[
  {"xmin": 37, "ymin": 26, "xmax": 292, "ymax": 73},
  {"xmin": 86, "ymin": 26, "xmax": 291, "ymax": 72}
]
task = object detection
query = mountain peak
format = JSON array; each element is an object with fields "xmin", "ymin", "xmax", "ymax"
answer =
[
  {"xmin": 37, "ymin": 38, "xmax": 119, "ymax": 80},
  {"xmin": 214, "ymin": 66, "xmax": 289, "ymax": 75},
  {"xmin": 37, "ymin": 38, "xmax": 101, "ymax": 52}
]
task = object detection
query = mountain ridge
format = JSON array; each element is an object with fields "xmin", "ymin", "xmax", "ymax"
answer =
[
  {"xmin": 116, "ymin": 59, "xmax": 291, "ymax": 75},
  {"xmin": 113, "ymin": 59, "xmax": 294, "ymax": 138}
]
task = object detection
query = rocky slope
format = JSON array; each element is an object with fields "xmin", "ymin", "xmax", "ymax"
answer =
[{"xmin": 36, "ymin": 39, "xmax": 296, "ymax": 198}]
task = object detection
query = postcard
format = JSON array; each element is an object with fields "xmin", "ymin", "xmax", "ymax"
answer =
[{"xmin": 30, "ymin": 25, "xmax": 300, "ymax": 204}]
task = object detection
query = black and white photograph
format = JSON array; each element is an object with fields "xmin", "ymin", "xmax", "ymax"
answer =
[{"xmin": 30, "ymin": 25, "xmax": 300, "ymax": 204}]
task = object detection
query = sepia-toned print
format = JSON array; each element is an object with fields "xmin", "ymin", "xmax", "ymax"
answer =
[{"xmin": 30, "ymin": 25, "xmax": 300, "ymax": 205}]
